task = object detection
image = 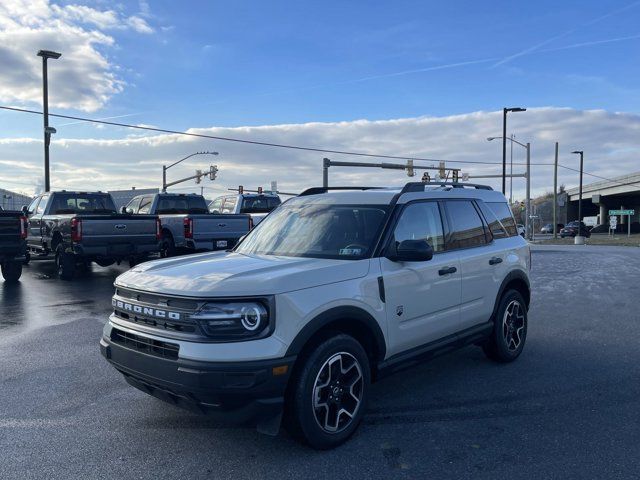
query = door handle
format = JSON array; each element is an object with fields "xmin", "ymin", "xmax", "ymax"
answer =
[
  {"xmin": 438, "ymin": 266, "xmax": 457, "ymax": 276},
  {"xmin": 489, "ymin": 257, "xmax": 503, "ymax": 265}
]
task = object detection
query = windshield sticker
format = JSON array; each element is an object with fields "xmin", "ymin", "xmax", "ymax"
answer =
[{"xmin": 339, "ymin": 248, "xmax": 362, "ymax": 256}]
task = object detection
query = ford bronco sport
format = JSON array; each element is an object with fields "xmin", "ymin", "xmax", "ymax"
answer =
[{"xmin": 101, "ymin": 182, "xmax": 531, "ymax": 449}]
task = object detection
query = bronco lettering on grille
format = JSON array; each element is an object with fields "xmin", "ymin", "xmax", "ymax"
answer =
[{"xmin": 112, "ymin": 298, "xmax": 181, "ymax": 320}]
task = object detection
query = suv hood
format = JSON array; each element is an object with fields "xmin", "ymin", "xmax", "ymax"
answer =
[{"xmin": 115, "ymin": 251, "xmax": 371, "ymax": 297}]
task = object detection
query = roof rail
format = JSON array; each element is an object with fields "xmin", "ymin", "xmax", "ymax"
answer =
[
  {"xmin": 399, "ymin": 182, "xmax": 493, "ymax": 195},
  {"xmin": 298, "ymin": 186, "xmax": 387, "ymax": 197}
]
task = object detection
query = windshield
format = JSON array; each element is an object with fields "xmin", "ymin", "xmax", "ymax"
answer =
[
  {"xmin": 51, "ymin": 194, "xmax": 116, "ymax": 214},
  {"xmin": 157, "ymin": 195, "xmax": 208, "ymax": 214},
  {"xmin": 236, "ymin": 203, "xmax": 389, "ymax": 259}
]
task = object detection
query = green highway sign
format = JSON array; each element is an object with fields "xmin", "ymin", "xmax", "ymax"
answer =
[{"xmin": 609, "ymin": 209, "xmax": 635, "ymax": 216}]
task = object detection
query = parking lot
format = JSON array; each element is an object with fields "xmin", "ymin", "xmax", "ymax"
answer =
[{"xmin": 1, "ymin": 245, "xmax": 639, "ymax": 479}]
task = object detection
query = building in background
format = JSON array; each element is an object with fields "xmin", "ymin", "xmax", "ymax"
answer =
[
  {"xmin": 0, "ymin": 187, "xmax": 32, "ymax": 210},
  {"xmin": 108, "ymin": 188, "xmax": 159, "ymax": 210}
]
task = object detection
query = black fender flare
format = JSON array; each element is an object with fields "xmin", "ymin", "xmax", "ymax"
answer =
[
  {"xmin": 491, "ymin": 269, "xmax": 531, "ymax": 322},
  {"xmin": 285, "ymin": 306, "xmax": 387, "ymax": 361}
]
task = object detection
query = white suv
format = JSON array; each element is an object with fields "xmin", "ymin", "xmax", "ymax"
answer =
[{"xmin": 101, "ymin": 182, "xmax": 531, "ymax": 449}]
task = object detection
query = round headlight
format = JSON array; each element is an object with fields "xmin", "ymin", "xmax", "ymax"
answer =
[{"xmin": 240, "ymin": 305, "xmax": 264, "ymax": 331}]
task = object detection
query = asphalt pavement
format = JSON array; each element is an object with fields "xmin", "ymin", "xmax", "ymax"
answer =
[{"xmin": 1, "ymin": 246, "xmax": 640, "ymax": 479}]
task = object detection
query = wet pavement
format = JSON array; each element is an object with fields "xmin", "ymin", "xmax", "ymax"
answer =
[{"xmin": 1, "ymin": 246, "xmax": 640, "ymax": 479}]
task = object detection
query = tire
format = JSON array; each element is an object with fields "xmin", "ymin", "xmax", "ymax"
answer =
[
  {"xmin": 94, "ymin": 258, "xmax": 115, "ymax": 268},
  {"xmin": 483, "ymin": 289, "xmax": 528, "ymax": 363},
  {"xmin": 55, "ymin": 245, "xmax": 75, "ymax": 280},
  {"xmin": 1, "ymin": 261, "xmax": 22, "ymax": 282},
  {"xmin": 161, "ymin": 232, "xmax": 176, "ymax": 258},
  {"xmin": 23, "ymin": 251, "xmax": 31, "ymax": 265},
  {"xmin": 285, "ymin": 334, "xmax": 370, "ymax": 449}
]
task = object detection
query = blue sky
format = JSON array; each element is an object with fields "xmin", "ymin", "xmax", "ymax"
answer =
[{"xmin": 0, "ymin": 0, "xmax": 639, "ymax": 196}]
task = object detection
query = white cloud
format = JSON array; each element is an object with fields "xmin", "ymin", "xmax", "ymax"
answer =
[
  {"xmin": 0, "ymin": 0, "xmax": 154, "ymax": 112},
  {"xmin": 0, "ymin": 108, "xmax": 639, "ymax": 200}
]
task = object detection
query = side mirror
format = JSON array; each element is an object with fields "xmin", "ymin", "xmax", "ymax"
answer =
[
  {"xmin": 21, "ymin": 205, "xmax": 29, "ymax": 215},
  {"xmin": 388, "ymin": 239, "xmax": 434, "ymax": 262}
]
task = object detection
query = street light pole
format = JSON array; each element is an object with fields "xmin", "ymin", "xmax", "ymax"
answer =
[
  {"xmin": 571, "ymin": 150, "xmax": 584, "ymax": 244},
  {"xmin": 501, "ymin": 107, "xmax": 526, "ymax": 195},
  {"xmin": 37, "ymin": 50, "xmax": 61, "ymax": 193}
]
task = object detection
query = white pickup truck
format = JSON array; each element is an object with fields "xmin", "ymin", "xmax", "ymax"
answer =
[
  {"xmin": 123, "ymin": 193, "xmax": 251, "ymax": 257},
  {"xmin": 209, "ymin": 191, "xmax": 281, "ymax": 226}
]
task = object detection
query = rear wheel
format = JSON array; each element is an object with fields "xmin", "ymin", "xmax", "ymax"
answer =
[
  {"xmin": 1, "ymin": 261, "xmax": 22, "ymax": 282},
  {"xmin": 285, "ymin": 334, "xmax": 370, "ymax": 449},
  {"xmin": 55, "ymin": 245, "xmax": 75, "ymax": 280},
  {"xmin": 161, "ymin": 232, "xmax": 176, "ymax": 258},
  {"xmin": 483, "ymin": 289, "xmax": 528, "ymax": 362}
]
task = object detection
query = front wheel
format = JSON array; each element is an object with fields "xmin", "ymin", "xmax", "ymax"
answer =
[
  {"xmin": 483, "ymin": 289, "xmax": 528, "ymax": 362},
  {"xmin": 285, "ymin": 334, "xmax": 370, "ymax": 449},
  {"xmin": 1, "ymin": 261, "xmax": 22, "ymax": 282}
]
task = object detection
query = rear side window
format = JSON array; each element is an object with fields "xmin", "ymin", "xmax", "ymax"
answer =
[
  {"xmin": 240, "ymin": 196, "xmax": 281, "ymax": 214},
  {"xmin": 138, "ymin": 196, "xmax": 153, "ymax": 214},
  {"xmin": 477, "ymin": 201, "xmax": 508, "ymax": 239},
  {"xmin": 157, "ymin": 195, "xmax": 208, "ymax": 214},
  {"xmin": 486, "ymin": 202, "xmax": 517, "ymax": 237},
  {"xmin": 393, "ymin": 202, "xmax": 445, "ymax": 252},
  {"xmin": 445, "ymin": 200, "xmax": 488, "ymax": 249},
  {"xmin": 221, "ymin": 196, "xmax": 238, "ymax": 214}
]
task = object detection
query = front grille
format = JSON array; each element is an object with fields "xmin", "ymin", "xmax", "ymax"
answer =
[
  {"xmin": 111, "ymin": 328, "xmax": 179, "ymax": 360},
  {"xmin": 115, "ymin": 288, "xmax": 199, "ymax": 310},
  {"xmin": 113, "ymin": 310, "xmax": 197, "ymax": 334}
]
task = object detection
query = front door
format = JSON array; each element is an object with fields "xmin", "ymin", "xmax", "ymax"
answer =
[{"xmin": 380, "ymin": 201, "xmax": 462, "ymax": 357}]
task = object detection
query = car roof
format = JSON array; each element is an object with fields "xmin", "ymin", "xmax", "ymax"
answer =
[{"xmin": 286, "ymin": 184, "xmax": 508, "ymax": 206}]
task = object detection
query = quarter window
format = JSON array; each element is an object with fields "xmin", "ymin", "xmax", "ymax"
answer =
[
  {"xmin": 445, "ymin": 200, "xmax": 488, "ymax": 249},
  {"xmin": 486, "ymin": 202, "xmax": 518, "ymax": 237},
  {"xmin": 35, "ymin": 195, "xmax": 49, "ymax": 214},
  {"xmin": 138, "ymin": 196, "xmax": 153, "ymax": 214},
  {"xmin": 477, "ymin": 201, "xmax": 508, "ymax": 239},
  {"xmin": 393, "ymin": 202, "xmax": 445, "ymax": 252}
]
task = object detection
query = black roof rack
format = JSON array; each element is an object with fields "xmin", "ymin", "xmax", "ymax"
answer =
[
  {"xmin": 399, "ymin": 182, "xmax": 493, "ymax": 194},
  {"xmin": 298, "ymin": 186, "xmax": 387, "ymax": 197}
]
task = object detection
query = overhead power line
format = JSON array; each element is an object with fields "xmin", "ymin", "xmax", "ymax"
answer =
[{"xmin": 2, "ymin": 104, "xmax": 640, "ymax": 191}]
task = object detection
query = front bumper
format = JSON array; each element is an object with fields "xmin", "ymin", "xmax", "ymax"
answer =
[{"xmin": 100, "ymin": 332, "xmax": 295, "ymax": 424}]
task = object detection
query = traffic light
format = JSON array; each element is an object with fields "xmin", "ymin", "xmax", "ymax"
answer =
[
  {"xmin": 257, "ymin": 187, "xmax": 263, "ymax": 194},
  {"xmin": 421, "ymin": 172, "xmax": 430, "ymax": 182},
  {"xmin": 439, "ymin": 161, "xmax": 446, "ymax": 179},
  {"xmin": 209, "ymin": 165, "xmax": 218, "ymax": 180},
  {"xmin": 195, "ymin": 169, "xmax": 202, "ymax": 184}
]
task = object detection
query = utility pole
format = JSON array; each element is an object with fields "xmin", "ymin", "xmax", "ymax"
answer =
[
  {"xmin": 501, "ymin": 107, "xmax": 526, "ymax": 195},
  {"xmin": 509, "ymin": 133, "xmax": 514, "ymax": 204},
  {"xmin": 571, "ymin": 150, "xmax": 585, "ymax": 244},
  {"xmin": 37, "ymin": 49, "xmax": 61, "ymax": 192},
  {"xmin": 553, "ymin": 142, "xmax": 558, "ymax": 238}
]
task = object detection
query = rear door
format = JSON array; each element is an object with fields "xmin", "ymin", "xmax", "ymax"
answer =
[
  {"xmin": 29, "ymin": 194, "xmax": 49, "ymax": 247},
  {"xmin": 443, "ymin": 200, "xmax": 500, "ymax": 331},
  {"xmin": 380, "ymin": 201, "xmax": 462, "ymax": 356}
]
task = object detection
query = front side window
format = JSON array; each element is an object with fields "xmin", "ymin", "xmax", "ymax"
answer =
[
  {"xmin": 125, "ymin": 197, "xmax": 142, "ymax": 213},
  {"xmin": 236, "ymin": 203, "xmax": 388, "ymax": 259},
  {"xmin": 209, "ymin": 197, "xmax": 223, "ymax": 213},
  {"xmin": 27, "ymin": 196, "xmax": 41, "ymax": 215},
  {"xmin": 392, "ymin": 202, "xmax": 445, "ymax": 252},
  {"xmin": 445, "ymin": 200, "xmax": 488, "ymax": 249},
  {"xmin": 36, "ymin": 195, "xmax": 50, "ymax": 214}
]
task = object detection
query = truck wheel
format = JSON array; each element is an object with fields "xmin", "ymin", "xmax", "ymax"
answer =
[
  {"xmin": 1, "ymin": 261, "xmax": 22, "ymax": 282},
  {"xmin": 161, "ymin": 233, "xmax": 176, "ymax": 258},
  {"xmin": 94, "ymin": 258, "xmax": 115, "ymax": 268},
  {"xmin": 55, "ymin": 245, "xmax": 75, "ymax": 280},
  {"xmin": 482, "ymin": 289, "xmax": 528, "ymax": 363},
  {"xmin": 285, "ymin": 334, "xmax": 370, "ymax": 449}
]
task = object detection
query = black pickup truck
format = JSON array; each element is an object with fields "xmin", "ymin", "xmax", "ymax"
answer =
[
  {"xmin": 0, "ymin": 210, "xmax": 28, "ymax": 282},
  {"xmin": 24, "ymin": 191, "xmax": 162, "ymax": 280}
]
